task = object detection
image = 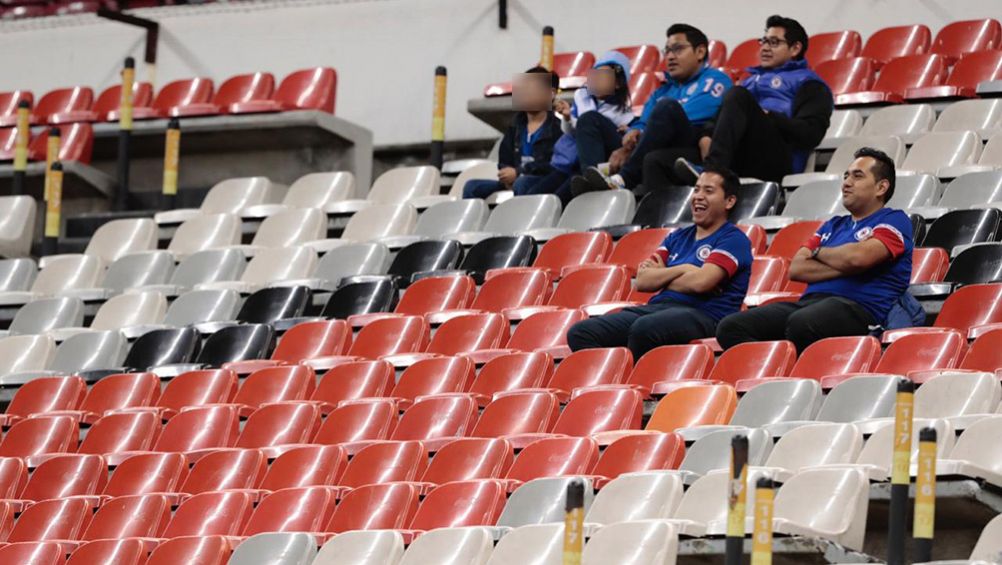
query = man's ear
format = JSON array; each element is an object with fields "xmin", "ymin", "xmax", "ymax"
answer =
[
  {"xmin": 725, "ymin": 193, "xmax": 737, "ymax": 211},
  {"xmin": 790, "ymin": 40, "xmax": 804, "ymax": 59},
  {"xmin": 875, "ymin": 178, "xmax": 890, "ymax": 200},
  {"xmin": 695, "ymin": 44, "xmax": 707, "ymax": 64}
]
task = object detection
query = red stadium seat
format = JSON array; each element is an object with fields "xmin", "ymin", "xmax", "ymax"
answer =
[
  {"xmin": 748, "ymin": 256, "xmax": 790, "ymax": 294},
  {"xmin": 387, "ymin": 395, "xmax": 478, "ymax": 450},
  {"xmin": 541, "ymin": 347, "xmax": 632, "ymax": 400},
  {"xmin": 312, "ymin": 401, "xmax": 396, "ymax": 449},
  {"xmin": 27, "ymin": 122, "xmax": 93, "ymax": 164},
  {"xmin": 467, "ymin": 351, "xmax": 554, "ymax": 404},
  {"xmin": 386, "ymin": 356, "xmax": 476, "ymax": 407},
  {"xmin": 178, "ymin": 449, "xmax": 266, "ymax": 499},
  {"xmin": 531, "ymin": 231, "xmax": 613, "ymax": 275},
  {"xmin": 66, "ymin": 539, "xmax": 145, "ymax": 565},
  {"xmin": 151, "ymin": 405, "xmax": 239, "ymax": 454},
  {"xmin": 0, "ymin": 90, "xmax": 34, "ymax": 125},
  {"xmin": 0, "ymin": 542, "xmax": 64, "ymax": 565},
  {"xmin": 310, "ymin": 360, "xmax": 394, "ymax": 412},
  {"xmin": 875, "ymin": 330, "xmax": 966, "ymax": 375},
  {"xmin": 0, "ymin": 127, "xmax": 19, "ymax": 160},
  {"xmin": 230, "ymin": 67, "xmax": 337, "ymax": 114},
  {"xmin": 504, "ymin": 437, "xmax": 598, "ymax": 486},
  {"xmin": 707, "ymin": 40, "xmax": 728, "ymax": 68},
  {"xmin": 171, "ymin": 71, "xmax": 275, "ymax": 117},
  {"xmin": 766, "ymin": 220, "xmax": 823, "ymax": 259},
  {"xmin": 544, "ymin": 264, "xmax": 628, "ymax": 309},
  {"xmin": 11, "ymin": 455, "xmax": 105, "ymax": 511},
  {"xmin": 960, "ymin": 329, "xmax": 1002, "ymax": 373},
  {"xmin": 724, "ymin": 38, "xmax": 760, "ymax": 79},
  {"xmin": 906, "ymin": 50, "xmax": 1002, "ymax": 100},
  {"xmin": 590, "ymin": 432, "xmax": 685, "ymax": 487},
  {"xmin": 224, "ymin": 365, "xmax": 316, "ymax": 416},
  {"xmin": 77, "ymin": 494, "xmax": 171, "ymax": 546},
  {"xmin": 807, "ymin": 30, "xmax": 862, "ymax": 67},
  {"xmin": 836, "ymin": 54, "xmax": 948, "ymax": 105},
  {"xmin": 8, "ymin": 497, "xmax": 90, "ymax": 544},
  {"xmin": 241, "ymin": 487, "xmax": 335, "ymax": 537},
  {"xmin": 884, "ymin": 283, "xmax": 1002, "ymax": 341},
  {"xmin": 231, "ymin": 403, "xmax": 321, "ymax": 457},
  {"xmin": 422, "ymin": 313, "xmax": 509, "ymax": 356},
  {"xmin": 29, "ymin": 87, "xmax": 93, "ymax": 125},
  {"xmin": 325, "ymin": 482, "xmax": 419, "ymax": 534},
  {"xmin": 815, "ymin": 57, "xmax": 877, "ymax": 97},
  {"xmin": 50, "ymin": 82, "xmax": 153, "ymax": 123},
  {"xmin": 789, "ymin": 336, "xmax": 882, "ymax": 381},
  {"xmin": 99, "ymin": 452, "xmax": 187, "ymax": 500},
  {"xmin": 626, "ymin": 343, "xmax": 715, "ymax": 393},
  {"xmin": 111, "ymin": 77, "xmax": 214, "ymax": 120},
  {"xmin": 53, "ymin": 2, "xmax": 101, "ymax": 16},
  {"xmin": 163, "ymin": 491, "xmax": 254, "ymax": 539},
  {"xmin": 145, "ymin": 536, "xmax": 230, "ymax": 565},
  {"xmin": 76, "ymin": 412, "xmax": 160, "ymax": 460},
  {"xmin": 308, "ymin": 316, "xmax": 429, "ymax": 368},
  {"xmin": 49, "ymin": 372, "xmax": 158, "ymax": 424},
  {"xmin": 0, "ymin": 458, "xmax": 27, "ymax": 500},
  {"xmin": 911, "ymin": 246, "xmax": 950, "ymax": 283},
  {"xmin": 348, "ymin": 276, "xmax": 475, "ymax": 328},
  {"xmin": 0, "ymin": 376, "xmax": 85, "ymax": 427},
  {"xmin": 861, "ymin": 24, "xmax": 932, "ymax": 67},
  {"xmin": 260, "ymin": 445, "xmax": 347, "ymax": 493},
  {"xmin": 417, "ymin": 437, "xmax": 513, "ymax": 489},
  {"xmin": 0, "ymin": 416, "xmax": 76, "ymax": 459},
  {"xmin": 223, "ymin": 320, "xmax": 351, "ymax": 375},
  {"xmin": 628, "ymin": 72, "xmax": 663, "ymax": 115},
  {"xmin": 549, "ymin": 388, "xmax": 642, "ymax": 436},
  {"xmin": 338, "ymin": 441, "xmax": 428, "ymax": 489},
  {"xmin": 501, "ymin": 308, "xmax": 587, "ymax": 359},
  {"xmin": 614, "ymin": 45, "xmax": 662, "ymax": 75},
  {"xmin": 406, "ymin": 480, "xmax": 507, "ymax": 536},
  {"xmin": 601, "ymin": 228, "xmax": 674, "ymax": 277},
  {"xmin": 145, "ymin": 369, "xmax": 238, "ymax": 420},
  {"xmin": 930, "ymin": 18, "xmax": 1001, "ymax": 64},
  {"xmin": 472, "ymin": 391, "xmax": 561, "ymax": 438},
  {"xmin": 428, "ymin": 270, "xmax": 550, "ymax": 325},
  {"xmin": 553, "ymin": 51, "xmax": 598, "ymax": 90},
  {"xmin": 736, "ymin": 223, "xmax": 768, "ymax": 255},
  {"xmin": 709, "ymin": 340, "xmax": 796, "ymax": 386}
]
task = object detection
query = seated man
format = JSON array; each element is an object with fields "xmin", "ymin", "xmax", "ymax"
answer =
[
  {"xmin": 716, "ymin": 148, "xmax": 913, "ymax": 352},
  {"xmin": 674, "ymin": 15, "xmax": 833, "ymax": 185},
  {"xmin": 568, "ymin": 23, "xmax": 732, "ymax": 197},
  {"xmin": 566, "ymin": 166, "xmax": 751, "ymax": 359}
]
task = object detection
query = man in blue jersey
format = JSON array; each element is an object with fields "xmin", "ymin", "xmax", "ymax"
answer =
[
  {"xmin": 566, "ymin": 166, "xmax": 752, "ymax": 359},
  {"xmin": 675, "ymin": 15, "xmax": 833, "ymax": 185},
  {"xmin": 568, "ymin": 23, "xmax": 732, "ymax": 197},
  {"xmin": 716, "ymin": 148, "xmax": 913, "ymax": 352}
]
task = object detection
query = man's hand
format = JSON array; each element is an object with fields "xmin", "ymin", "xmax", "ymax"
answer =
[
  {"xmin": 698, "ymin": 136, "xmax": 712, "ymax": 159},
  {"xmin": 554, "ymin": 99, "xmax": 572, "ymax": 120},
  {"xmin": 622, "ymin": 129, "xmax": 642, "ymax": 151},
  {"xmin": 608, "ymin": 148, "xmax": 630, "ymax": 174},
  {"xmin": 497, "ymin": 167, "xmax": 517, "ymax": 186}
]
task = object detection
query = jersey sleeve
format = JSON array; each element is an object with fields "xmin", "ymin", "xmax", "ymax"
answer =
[
  {"xmin": 651, "ymin": 231, "xmax": 676, "ymax": 264},
  {"xmin": 871, "ymin": 211, "xmax": 913, "ymax": 259},
  {"xmin": 804, "ymin": 219, "xmax": 835, "ymax": 252},
  {"xmin": 705, "ymin": 229, "xmax": 752, "ymax": 279}
]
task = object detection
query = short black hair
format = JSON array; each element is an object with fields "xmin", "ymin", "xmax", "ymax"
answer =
[
  {"xmin": 700, "ymin": 164, "xmax": 742, "ymax": 211},
  {"xmin": 666, "ymin": 23, "xmax": 710, "ymax": 63},
  {"xmin": 853, "ymin": 147, "xmax": 897, "ymax": 203},
  {"xmin": 525, "ymin": 65, "xmax": 559, "ymax": 89},
  {"xmin": 766, "ymin": 15, "xmax": 808, "ymax": 60}
]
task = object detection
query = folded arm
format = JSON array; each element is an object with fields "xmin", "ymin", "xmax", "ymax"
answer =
[{"xmin": 789, "ymin": 247, "xmax": 844, "ymax": 283}]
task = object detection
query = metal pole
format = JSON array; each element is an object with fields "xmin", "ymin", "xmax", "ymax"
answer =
[
  {"xmin": 562, "ymin": 479, "xmax": 584, "ymax": 565},
  {"xmin": 751, "ymin": 477, "xmax": 775, "ymax": 565},
  {"xmin": 540, "ymin": 26, "xmax": 555, "ymax": 70},
  {"xmin": 162, "ymin": 117, "xmax": 180, "ymax": 210},
  {"xmin": 11, "ymin": 100, "xmax": 30, "ymax": 196},
  {"xmin": 913, "ymin": 426, "xmax": 937, "ymax": 562},
  {"xmin": 887, "ymin": 378, "xmax": 915, "ymax": 565},
  {"xmin": 430, "ymin": 66, "xmax": 447, "ymax": 170},
  {"xmin": 498, "ymin": 0, "xmax": 507, "ymax": 29},
  {"xmin": 43, "ymin": 127, "xmax": 60, "ymax": 203},
  {"xmin": 726, "ymin": 434, "xmax": 749, "ymax": 565},
  {"xmin": 43, "ymin": 161, "xmax": 63, "ymax": 257},
  {"xmin": 115, "ymin": 57, "xmax": 136, "ymax": 211}
]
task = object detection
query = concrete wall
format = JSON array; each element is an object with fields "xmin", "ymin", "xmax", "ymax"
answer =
[{"xmin": 0, "ymin": 0, "xmax": 996, "ymax": 148}]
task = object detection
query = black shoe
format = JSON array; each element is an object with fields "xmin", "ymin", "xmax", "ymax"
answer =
[
  {"xmin": 570, "ymin": 166, "xmax": 613, "ymax": 197},
  {"xmin": 673, "ymin": 158, "xmax": 703, "ymax": 185}
]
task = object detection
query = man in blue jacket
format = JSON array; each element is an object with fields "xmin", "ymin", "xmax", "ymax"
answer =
[
  {"xmin": 675, "ymin": 15, "xmax": 833, "ymax": 184},
  {"xmin": 569, "ymin": 23, "xmax": 732, "ymax": 196}
]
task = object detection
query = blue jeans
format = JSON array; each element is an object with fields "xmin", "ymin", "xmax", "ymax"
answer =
[
  {"xmin": 566, "ymin": 302, "xmax": 717, "ymax": 359},
  {"xmin": 463, "ymin": 175, "xmax": 548, "ymax": 199}
]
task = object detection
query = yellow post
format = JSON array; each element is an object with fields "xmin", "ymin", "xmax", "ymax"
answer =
[
  {"xmin": 120, "ymin": 57, "xmax": 135, "ymax": 132},
  {"xmin": 887, "ymin": 378, "xmax": 914, "ymax": 565},
  {"xmin": 540, "ymin": 26, "xmax": 555, "ymax": 71},
  {"xmin": 43, "ymin": 161, "xmax": 64, "ymax": 256},
  {"xmin": 913, "ymin": 427, "xmax": 937, "ymax": 561},
  {"xmin": 562, "ymin": 479, "xmax": 584, "ymax": 565},
  {"xmin": 751, "ymin": 478, "xmax": 774, "ymax": 565},
  {"xmin": 430, "ymin": 66, "xmax": 447, "ymax": 170},
  {"xmin": 44, "ymin": 127, "xmax": 61, "ymax": 202},
  {"xmin": 11, "ymin": 100, "xmax": 30, "ymax": 196},
  {"xmin": 162, "ymin": 118, "xmax": 180, "ymax": 202}
]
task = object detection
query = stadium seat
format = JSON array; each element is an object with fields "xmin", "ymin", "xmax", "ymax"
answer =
[
  {"xmin": 910, "ymin": 246, "xmax": 950, "ymax": 284},
  {"xmin": 807, "ymin": 30, "xmax": 862, "ymax": 67},
  {"xmin": 1, "ymin": 296, "xmax": 83, "ymax": 337},
  {"xmin": 379, "ymin": 240, "xmax": 464, "ymax": 286},
  {"xmin": 914, "ymin": 371, "xmax": 1001, "ymax": 425},
  {"xmin": 315, "ymin": 530, "xmax": 404, "ymax": 565},
  {"xmin": 173, "ymin": 449, "xmax": 265, "ymax": 499},
  {"xmin": 226, "ymin": 208, "xmax": 326, "ymax": 257},
  {"xmin": 516, "ymin": 388, "xmax": 643, "ymax": 441},
  {"xmin": 307, "ymin": 203, "xmax": 420, "ymax": 254},
  {"xmin": 583, "ymin": 471, "xmax": 682, "ymax": 530},
  {"xmin": 145, "ymin": 251, "xmax": 245, "ymax": 299},
  {"xmin": 416, "ymin": 437, "xmax": 513, "ymax": 489},
  {"xmin": 151, "ymin": 405, "xmax": 239, "ymax": 455},
  {"xmin": 16, "ymin": 86, "xmax": 93, "ymax": 125},
  {"xmin": 729, "ymin": 181, "xmax": 781, "ymax": 222},
  {"xmin": 872, "ymin": 330, "xmax": 966, "ymax": 378},
  {"xmin": 50, "ymin": 82, "xmax": 153, "ymax": 123},
  {"xmin": 861, "ymin": 24, "xmax": 932, "ymax": 67},
  {"xmin": 75, "ymin": 412, "xmax": 160, "ymax": 462},
  {"xmin": 786, "ymin": 335, "xmax": 882, "ymax": 383},
  {"xmin": 468, "ymin": 351, "xmax": 553, "ymax": 400},
  {"xmin": 307, "ymin": 242, "xmax": 391, "ymax": 288},
  {"xmin": 836, "ymin": 54, "xmax": 948, "ymax": 105},
  {"xmin": 170, "ymin": 71, "xmax": 275, "ymax": 117},
  {"xmin": 487, "ymin": 523, "xmax": 564, "ymax": 564},
  {"xmin": 227, "ymin": 403, "xmax": 321, "ymax": 457},
  {"xmin": 324, "ymin": 166, "xmax": 439, "ymax": 216},
  {"xmin": 51, "ymin": 291, "xmax": 166, "ymax": 339},
  {"xmin": 497, "ymin": 475, "xmax": 595, "ymax": 530},
  {"xmin": 428, "ymin": 269, "xmax": 549, "ymax": 325},
  {"xmin": 224, "ymin": 320, "xmax": 350, "ymax": 374},
  {"xmin": 26, "ymin": 123, "xmax": 93, "ymax": 164},
  {"xmin": 771, "ymin": 467, "xmax": 870, "ymax": 550},
  {"xmin": 922, "ymin": 208, "xmax": 1002, "ymax": 255},
  {"xmin": 231, "ymin": 285, "xmax": 310, "ymax": 325},
  {"xmin": 613, "ymin": 44, "xmax": 662, "ymax": 74},
  {"xmin": 308, "ymin": 360, "xmax": 393, "ymax": 411},
  {"xmin": 112, "ymin": 77, "xmax": 213, "ymax": 120},
  {"xmin": 348, "ymin": 275, "xmax": 474, "ymax": 327},
  {"xmin": 456, "ymin": 235, "xmax": 537, "ymax": 283},
  {"xmin": 243, "ymin": 171, "xmax": 354, "ymax": 219},
  {"xmin": 165, "ymin": 214, "xmax": 242, "ymax": 260},
  {"xmin": 0, "ymin": 90, "xmax": 34, "ymax": 123},
  {"xmin": 379, "ymin": 199, "xmax": 488, "ymax": 250},
  {"xmin": 230, "ymin": 67, "xmax": 337, "ymax": 114},
  {"xmin": 708, "ymin": 340, "xmax": 796, "ymax": 387},
  {"xmin": 411, "ymin": 160, "xmax": 495, "ymax": 208},
  {"xmin": 822, "ymin": 109, "xmax": 865, "ymax": 143},
  {"xmin": 3, "ymin": 330, "xmax": 127, "ymax": 390},
  {"xmin": 590, "ymin": 433, "xmax": 685, "ymax": 487},
  {"xmin": 0, "ymin": 335, "xmax": 53, "ymax": 381},
  {"xmin": 139, "ymin": 368, "xmax": 236, "ymax": 419},
  {"xmin": 306, "ymin": 316, "xmax": 428, "ymax": 370},
  {"xmin": 939, "ymin": 133, "xmax": 1002, "ymax": 178},
  {"xmin": 98, "ymin": 452, "xmax": 188, "ymax": 500},
  {"xmin": 7, "ymin": 497, "xmax": 90, "ymax": 544},
  {"xmin": 628, "ymin": 71, "xmax": 661, "ymax": 114},
  {"xmin": 405, "ymin": 480, "xmax": 507, "ymax": 538},
  {"xmin": 625, "ymin": 343, "xmax": 714, "ymax": 394},
  {"xmin": 900, "ymin": 130, "xmax": 982, "ymax": 176},
  {"xmin": 188, "ymin": 323, "xmax": 274, "ymax": 369},
  {"xmin": 934, "ymin": 98, "xmax": 1002, "ymax": 139},
  {"xmin": 638, "ymin": 385, "xmax": 737, "ymax": 439},
  {"xmin": 65, "ymin": 251, "xmax": 175, "ymax": 302},
  {"xmin": 336, "ymin": 441, "xmax": 427, "ymax": 488},
  {"xmin": 154, "ymin": 177, "xmax": 279, "ymax": 226},
  {"xmin": 706, "ymin": 39, "xmax": 727, "ymax": 68},
  {"xmin": 781, "ymin": 135, "xmax": 905, "ymax": 187},
  {"xmin": 524, "ymin": 189, "xmax": 635, "ymax": 242},
  {"xmin": 472, "ymin": 391, "xmax": 560, "ymax": 439},
  {"xmin": 583, "ymin": 520, "xmax": 680, "ymax": 565},
  {"xmin": 0, "ymin": 458, "xmax": 27, "ymax": 499},
  {"xmin": 0, "ymin": 542, "xmax": 64, "ymax": 565},
  {"xmin": 764, "ymin": 375, "xmax": 898, "ymax": 436},
  {"xmin": 911, "ymin": 243, "xmax": 1002, "ymax": 298},
  {"xmin": 953, "ymin": 513, "xmax": 1002, "ymax": 562},
  {"xmin": 0, "ymin": 197, "xmax": 37, "ymax": 259},
  {"xmin": 257, "ymin": 444, "xmax": 347, "ymax": 495},
  {"xmin": 760, "ymin": 422, "xmax": 863, "ymax": 481},
  {"xmin": 931, "ymin": 415, "xmax": 1002, "ymax": 488},
  {"xmin": 855, "ymin": 417, "xmax": 954, "ymax": 481},
  {"xmin": 814, "ymin": 57, "xmax": 877, "ymax": 98},
  {"xmin": 511, "ymin": 265, "xmax": 626, "ymax": 319},
  {"xmin": 381, "ymin": 356, "xmax": 476, "ymax": 407},
  {"xmin": 385, "ymin": 395, "xmax": 478, "ymax": 450},
  {"xmin": 930, "ymin": 18, "xmax": 1001, "ymax": 64},
  {"xmin": 908, "ymin": 50, "xmax": 1002, "ymax": 100},
  {"xmin": 524, "ymin": 231, "xmax": 613, "ymax": 277},
  {"xmin": 504, "ymin": 436, "xmax": 598, "ymax": 487},
  {"xmin": 155, "ymin": 291, "xmax": 241, "ymax": 331},
  {"xmin": 452, "ymin": 195, "xmax": 562, "ymax": 246},
  {"xmin": 197, "ymin": 246, "xmax": 316, "ymax": 294},
  {"xmin": 960, "ymin": 328, "xmax": 1002, "ymax": 373},
  {"xmin": 226, "ymin": 365, "xmax": 317, "ymax": 415},
  {"xmin": 400, "ymin": 527, "xmax": 492, "ymax": 565},
  {"xmin": 325, "ymin": 482, "xmax": 419, "ymax": 534},
  {"xmin": 67, "ymin": 537, "xmax": 144, "ymax": 563},
  {"xmin": 312, "ymin": 401, "xmax": 397, "ymax": 450},
  {"xmin": 161, "ymin": 490, "xmax": 255, "ymax": 540},
  {"xmin": 598, "ymin": 227, "xmax": 673, "ymax": 277},
  {"xmin": 0, "ymin": 375, "xmax": 84, "ymax": 426},
  {"xmin": 681, "ymin": 379, "xmax": 820, "ymax": 440},
  {"xmin": 318, "ymin": 279, "xmax": 396, "ymax": 321},
  {"xmin": 0, "ymin": 258, "xmax": 36, "ymax": 292},
  {"xmin": 487, "ymin": 308, "xmax": 587, "ymax": 361},
  {"xmin": 862, "ymin": 103, "xmax": 937, "ymax": 138},
  {"xmin": 535, "ymin": 346, "xmax": 632, "ymax": 399},
  {"xmin": 914, "ymin": 171, "xmax": 1002, "ymax": 223},
  {"xmin": 724, "ymin": 38, "xmax": 759, "ymax": 78},
  {"xmin": 678, "ymin": 428, "xmax": 772, "ymax": 480},
  {"xmin": 227, "ymin": 532, "xmax": 317, "ymax": 565},
  {"xmin": 745, "ymin": 179, "xmax": 843, "ymax": 231},
  {"xmin": 765, "ymin": 220, "xmax": 823, "ymax": 258},
  {"xmin": 11, "ymin": 454, "xmax": 105, "ymax": 510},
  {"xmin": 894, "ymin": 283, "xmax": 1002, "ymax": 341}
]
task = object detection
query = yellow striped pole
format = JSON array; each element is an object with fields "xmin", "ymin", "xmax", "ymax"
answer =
[
  {"xmin": 12, "ymin": 100, "xmax": 30, "ymax": 196},
  {"xmin": 44, "ymin": 127, "xmax": 60, "ymax": 202},
  {"xmin": 162, "ymin": 118, "xmax": 180, "ymax": 208},
  {"xmin": 726, "ymin": 434, "xmax": 749, "ymax": 565},
  {"xmin": 43, "ymin": 161, "xmax": 63, "ymax": 256},
  {"xmin": 430, "ymin": 66, "xmax": 447, "ymax": 170},
  {"xmin": 115, "ymin": 57, "xmax": 135, "ymax": 211},
  {"xmin": 751, "ymin": 477, "xmax": 774, "ymax": 565},
  {"xmin": 540, "ymin": 26, "xmax": 555, "ymax": 71},
  {"xmin": 887, "ymin": 378, "xmax": 914, "ymax": 565},
  {"xmin": 562, "ymin": 479, "xmax": 584, "ymax": 565},
  {"xmin": 913, "ymin": 427, "xmax": 937, "ymax": 562}
]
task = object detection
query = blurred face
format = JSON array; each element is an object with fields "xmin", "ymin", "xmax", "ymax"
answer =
[
  {"xmin": 841, "ymin": 156, "xmax": 889, "ymax": 213},
  {"xmin": 691, "ymin": 172, "xmax": 736, "ymax": 227},
  {"xmin": 758, "ymin": 26, "xmax": 801, "ymax": 68},
  {"xmin": 664, "ymin": 33, "xmax": 705, "ymax": 81},
  {"xmin": 586, "ymin": 66, "xmax": 617, "ymax": 98},
  {"xmin": 512, "ymin": 73, "xmax": 556, "ymax": 111}
]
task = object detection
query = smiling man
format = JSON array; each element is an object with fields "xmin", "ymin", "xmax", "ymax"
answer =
[
  {"xmin": 716, "ymin": 147, "xmax": 913, "ymax": 352},
  {"xmin": 566, "ymin": 166, "xmax": 751, "ymax": 359},
  {"xmin": 675, "ymin": 15, "xmax": 833, "ymax": 185}
]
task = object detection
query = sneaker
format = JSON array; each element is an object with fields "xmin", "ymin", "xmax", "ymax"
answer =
[
  {"xmin": 673, "ymin": 158, "xmax": 703, "ymax": 185},
  {"xmin": 570, "ymin": 167, "xmax": 619, "ymax": 197}
]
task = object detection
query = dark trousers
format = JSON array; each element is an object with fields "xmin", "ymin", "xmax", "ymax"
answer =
[
  {"xmin": 567, "ymin": 302, "xmax": 717, "ymax": 360},
  {"xmin": 715, "ymin": 294, "xmax": 876, "ymax": 353},
  {"xmin": 575, "ymin": 111, "xmax": 623, "ymax": 170},
  {"xmin": 463, "ymin": 175, "xmax": 546, "ymax": 199},
  {"xmin": 705, "ymin": 86, "xmax": 793, "ymax": 183},
  {"xmin": 620, "ymin": 98, "xmax": 699, "ymax": 189},
  {"xmin": 518, "ymin": 170, "xmax": 573, "ymax": 204}
]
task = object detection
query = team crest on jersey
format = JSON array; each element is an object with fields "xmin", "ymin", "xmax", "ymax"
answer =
[
  {"xmin": 854, "ymin": 226, "xmax": 873, "ymax": 241},
  {"xmin": 770, "ymin": 76, "xmax": 783, "ymax": 88},
  {"xmin": 696, "ymin": 245, "xmax": 712, "ymax": 261}
]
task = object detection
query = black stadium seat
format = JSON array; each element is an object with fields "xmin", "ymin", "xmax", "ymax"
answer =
[
  {"xmin": 196, "ymin": 323, "xmax": 275, "ymax": 368},
  {"xmin": 321, "ymin": 279, "xmax": 399, "ymax": 320},
  {"xmin": 235, "ymin": 286, "xmax": 311, "ymax": 325},
  {"xmin": 456, "ymin": 235, "xmax": 537, "ymax": 284},
  {"xmin": 387, "ymin": 240, "xmax": 464, "ymax": 287},
  {"xmin": 123, "ymin": 327, "xmax": 201, "ymax": 372},
  {"xmin": 922, "ymin": 208, "xmax": 1002, "ymax": 253}
]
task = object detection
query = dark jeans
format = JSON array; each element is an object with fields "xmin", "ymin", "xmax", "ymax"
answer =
[
  {"xmin": 575, "ymin": 111, "xmax": 624, "ymax": 170},
  {"xmin": 620, "ymin": 98, "xmax": 699, "ymax": 189},
  {"xmin": 715, "ymin": 294, "xmax": 876, "ymax": 353},
  {"xmin": 704, "ymin": 86, "xmax": 793, "ymax": 183},
  {"xmin": 463, "ymin": 175, "xmax": 545, "ymax": 199},
  {"xmin": 567, "ymin": 302, "xmax": 717, "ymax": 360},
  {"xmin": 516, "ymin": 170, "xmax": 572, "ymax": 201}
]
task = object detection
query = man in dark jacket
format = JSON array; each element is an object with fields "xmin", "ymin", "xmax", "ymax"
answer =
[
  {"xmin": 463, "ymin": 67, "xmax": 564, "ymax": 199},
  {"xmin": 675, "ymin": 15, "xmax": 833, "ymax": 184}
]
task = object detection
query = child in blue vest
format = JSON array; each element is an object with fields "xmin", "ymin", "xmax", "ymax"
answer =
[{"xmin": 675, "ymin": 15, "xmax": 833, "ymax": 185}]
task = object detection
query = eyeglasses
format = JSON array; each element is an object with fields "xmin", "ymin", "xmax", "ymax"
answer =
[
  {"xmin": 662, "ymin": 43, "xmax": 692, "ymax": 56},
  {"xmin": 758, "ymin": 36, "xmax": 789, "ymax": 48}
]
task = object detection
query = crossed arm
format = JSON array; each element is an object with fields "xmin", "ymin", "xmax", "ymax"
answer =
[
  {"xmin": 636, "ymin": 257, "xmax": 729, "ymax": 294},
  {"xmin": 789, "ymin": 238, "xmax": 893, "ymax": 283}
]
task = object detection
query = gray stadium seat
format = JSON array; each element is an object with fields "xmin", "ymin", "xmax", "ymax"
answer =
[
  {"xmin": 326, "ymin": 166, "xmax": 440, "ymax": 215},
  {"xmin": 583, "ymin": 471, "xmax": 684, "ymax": 531},
  {"xmin": 0, "ymin": 258, "xmax": 37, "ymax": 292},
  {"xmin": 522, "ymin": 189, "xmax": 636, "ymax": 242},
  {"xmin": 0, "ymin": 196, "xmax": 37, "ymax": 258},
  {"xmin": 307, "ymin": 203, "xmax": 419, "ymax": 254},
  {"xmin": 241, "ymin": 171, "xmax": 355, "ymax": 218},
  {"xmin": 399, "ymin": 527, "xmax": 493, "ymax": 565},
  {"xmin": 766, "ymin": 374, "xmax": 899, "ymax": 437},
  {"xmin": 911, "ymin": 171, "xmax": 1002, "ymax": 220},
  {"xmin": 166, "ymin": 213, "xmax": 242, "ymax": 260},
  {"xmin": 496, "ymin": 477, "xmax": 594, "ymax": 531},
  {"xmin": 228, "ymin": 207, "xmax": 327, "ymax": 257},
  {"xmin": 0, "ymin": 255, "xmax": 103, "ymax": 308},
  {"xmin": 39, "ymin": 218, "xmax": 157, "ymax": 269},
  {"xmin": 900, "ymin": 130, "xmax": 982, "ymax": 176},
  {"xmin": 676, "ymin": 427, "xmax": 772, "ymax": 483},
  {"xmin": 67, "ymin": 251, "xmax": 175, "ymax": 301},
  {"xmin": 379, "ymin": 198, "xmax": 490, "ymax": 250},
  {"xmin": 1, "ymin": 296, "xmax": 84, "ymax": 337},
  {"xmin": 163, "ymin": 289, "xmax": 243, "ymax": 327},
  {"xmin": 933, "ymin": 98, "xmax": 1002, "ymax": 137},
  {"xmin": 226, "ymin": 532, "xmax": 318, "ymax": 565},
  {"xmin": 452, "ymin": 194, "xmax": 563, "ymax": 246},
  {"xmin": 198, "ymin": 246, "xmax": 317, "ymax": 294},
  {"xmin": 782, "ymin": 135, "xmax": 906, "ymax": 187},
  {"xmin": 314, "ymin": 530, "xmax": 404, "ymax": 565},
  {"xmin": 678, "ymin": 379, "xmax": 821, "ymax": 442},
  {"xmin": 155, "ymin": 176, "xmax": 280, "ymax": 226},
  {"xmin": 745, "ymin": 179, "xmax": 844, "ymax": 230},
  {"xmin": 858, "ymin": 103, "xmax": 935, "ymax": 141}
]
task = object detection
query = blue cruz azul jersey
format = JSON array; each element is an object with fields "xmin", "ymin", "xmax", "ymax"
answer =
[
  {"xmin": 648, "ymin": 223, "xmax": 752, "ymax": 321},
  {"xmin": 632, "ymin": 65, "xmax": 732, "ymax": 130},
  {"xmin": 803, "ymin": 208, "xmax": 914, "ymax": 323}
]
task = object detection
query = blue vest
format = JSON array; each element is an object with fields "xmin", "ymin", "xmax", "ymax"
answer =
[{"xmin": 741, "ymin": 59, "xmax": 830, "ymax": 173}]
